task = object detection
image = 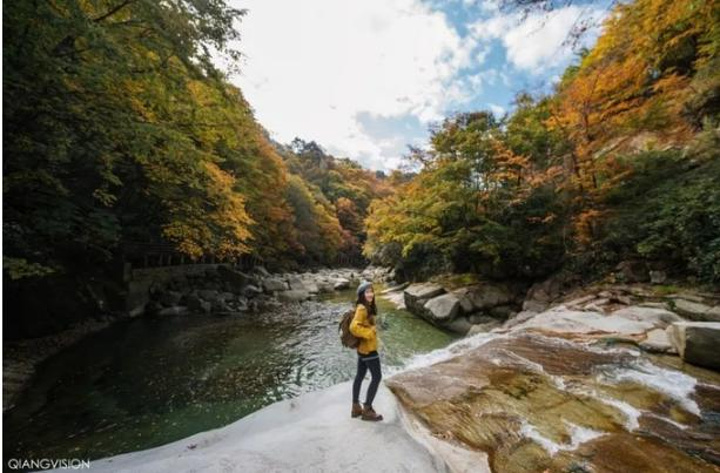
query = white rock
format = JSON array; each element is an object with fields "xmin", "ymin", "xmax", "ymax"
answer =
[
  {"xmin": 640, "ymin": 328, "xmax": 675, "ymax": 353},
  {"xmin": 49, "ymin": 382, "xmax": 445, "ymax": 473},
  {"xmin": 610, "ymin": 306, "xmax": 682, "ymax": 328}
]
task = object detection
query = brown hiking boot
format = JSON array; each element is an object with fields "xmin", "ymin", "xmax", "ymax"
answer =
[
  {"xmin": 361, "ymin": 405, "xmax": 383, "ymax": 422},
  {"xmin": 351, "ymin": 403, "xmax": 363, "ymax": 418}
]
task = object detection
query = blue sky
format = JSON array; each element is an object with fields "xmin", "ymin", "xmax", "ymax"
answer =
[{"xmin": 229, "ymin": 0, "xmax": 613, "ymax": 171}]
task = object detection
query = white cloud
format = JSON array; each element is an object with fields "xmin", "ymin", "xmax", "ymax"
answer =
[
  {"xmin": 470, "ymin": 6, "xmax": 605, "ymax": 73},
  {"xmin": 487, "ymin": 103, "xmax": 505, "ymax": 117},
  {"xmin": 228, "ymin": 0, "xmax": 476, "ymax": 171}
]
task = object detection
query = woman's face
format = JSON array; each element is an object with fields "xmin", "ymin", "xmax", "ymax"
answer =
[{"xmin": 364, "ymin": 287, "xmax": 374, "ymax": 303}]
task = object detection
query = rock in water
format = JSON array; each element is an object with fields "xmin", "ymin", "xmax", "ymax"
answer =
[
  {"xmin": 404, "ymin": 284, "xmax": 445, "ymax": 314},
  {"xmin": 667, "ymin": 322, "xmax": 720, "ymax": 371},
  {"xmin": 423, "ymin": 294, "xmax": 461, "ymax": 323}
]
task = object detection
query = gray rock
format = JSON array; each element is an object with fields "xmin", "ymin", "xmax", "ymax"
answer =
[
  {"xmin": 186, "ymin": 294, "xmax": 212, "ymax": 314},
  {"xmin": 522, "ymin": 299, "xmax": 549, "ymax": 313},
  {"xmin": 447, "ymin": 316, "xmax": 473, "ymax": 335},
  {"xmin": 381, "ymin": 282, "xmax": 410, "ymax": 294},
  {"xmin": 667, "ymin": 322, "xmax": 720, "ymax": 371},
  {"xmin": 489, "ymin": 305, "xmax": 516, "ymax": 320},
  {"xmin": 672, "ymin": 299, "xmax": 720, "ymax": 322},
  {"xmin": 317, "ymin": 282, "xmax": 334, "ymax": 293},
  {"xmin": 610, "ymin": 306, "xmax": 682, "ymax": 328},
  {"xmin": 302, "ymin": 281, "xmax": 320, "ymax": 294},
  {"xmin": 468, "ymin": 314, "xmax": 496, "ymax": 325},
  {"xmin": 242, "ymin": 285, "xmax": 263, "ymax": 298},
  {"xmin": 157, "ymin": 306, "xmax": 190, "ymax": 317},
  {"xmin": 212, "ymin": 300, "xmax": 231, "ymax": 313},
  {"xmin": 649, "ymin": 270, "xmax": 667, "ymax": 285},
  {"xmin": 198, "ymin": 289, "xmax": 220, "ymax": 302},
  {"xmin": 423, "ymin": 294, "xmax": 461, "ymax": 322},
  {"xmin": 263, "ymin": 278, "xmax": 289, "ymax": 293},
  {"xmin": 217, "ymin": 266, "xmax": 255, "ymax": 288},
  {"xmin": 467, "ymin": 320, "xmax": 502, "ymax": 336},
  {"xmin": 159, "ymin": 291, "xmax": 183, "ymax": 307},
  {"xmin": 404, "ymin": 284, "xmax": 446, "ymax": 314},
  {"xmin": 287, "ymin": 276, "xmax": 307, "ymax": 291},
  {"xmin": 465, "ymin": 284, "xmax": 514, "ymax": 311},
  {"xmin": 640, "ymin": 328, "xmax": 675, "ymax": 353},
  {"xmin": 277, "ymin": 290, "xmax": 310, "ymax": 303},
  {"xmin": 332, "ymin": 278, "xmax": 351, "ymax": 290},
  {"xmin": 254, "ymin": 266, "xmax": 271, "ymax": 277}
]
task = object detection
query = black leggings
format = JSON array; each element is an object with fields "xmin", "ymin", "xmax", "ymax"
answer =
[{"xmin": 352, "ymin": 351, "xmax": 382, "ymax": 406}]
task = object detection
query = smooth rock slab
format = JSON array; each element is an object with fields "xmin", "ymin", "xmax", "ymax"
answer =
[
  {"xmin": 667, "ymin": 322, "xmax": 720, "ymax": 371},
  {"xmin": 46, "ymin": 382, "xmax": 445, "ymax": 473},
  {"xmin": 672, "ymin": 299, "xmax": 720, "ymax": 322}
]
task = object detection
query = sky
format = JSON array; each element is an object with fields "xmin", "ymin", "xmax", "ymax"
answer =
[{"xmin": 227, "ymin": 0, "xmax": 612, "ymax": 171}]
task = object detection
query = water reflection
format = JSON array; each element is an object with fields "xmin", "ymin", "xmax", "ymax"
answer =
[{"xmin": 4, "ymin": 289, "xmax": 456, "ymax": 461}]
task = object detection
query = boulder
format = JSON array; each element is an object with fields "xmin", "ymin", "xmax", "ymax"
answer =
[
  {"xmin": 197, "ymin": 289, "xmax": 220, "ymax": 303},
  {"xmin": 287, "ymin": 276, "xmax": 307, "ymax": 291},
  {"xmin": 263, "ymin": 278, "xmax": 289, "ymax": 293},
  {"xmin": 159, "ymin": 291, "xmax": 183, "ymax": 307},
  {"xmin": 186, "ymin": 294, "xmax": 211, "ymax": 314},
  {"xmin": 157, "ymin": 306, "xmax": 189, "ymax": 317},
  {"xmin": 332, "ymin": 278, "xmax": 351, "ymax": 290},
  {"xmin": 242, "ymin": 285, "xmax": 263, "ymax": 298},
  {"xmin": 523, "ymin": 273, "xmax": 568, "ymax": 311},
  {"xmin": 423, "ymin": 294, "xmax": 461, "ymax": 323},
  {"xmin": 465, "ymin": 284, "xmax": 514, "ymax": 311},
  {"xmin": 467, "ymin": 320, "xmax": 502, "ymax": 336},
  {"xmin": 468, "ymin": 314, "xmax": 497, "ymax": 325},
  {"xmin": 277, "ymin": 290, "xmax": 310, "ymax": 303},
  {"xmin": 317, "ymin": 281, "xmax": 334, "ymax": 293},
  {"xmin": 212, "ymin": 300, "xmax": 231, "ymax": 313},
  {"xmin": 254, "ymin": 266, "xmax": 271, "ymax": 278},
  {"xmin": 217, "ymin": 266, "xmax": 255, "ymax": 288},
  {"xmin": 671, "ymin": 298, "xmax": 720, "ymax": 322},
  {"xmin": 667, "ymin": 322, "xmax": 720, "ymax": 371},
  {"xmin": 404, "ymin": 284, "xmax": 445, "ymax": 314},
  {"xmin": 639, "ymin": 328, "xmax": 674, "ymax": 353},
  {"xmin": 302, "ymin": 281, "xmax": 320, "ymax": 294},
  {"xmin": 488, "ymin": 305, "xmax": 516, "ymax": 320},
  {"xmin": 649, "ymin": 270, "xmax": 667, "ymax": 285},
  {"xmin": 447, "ymin": 316, "xmax": 473, "ymax": 335}
]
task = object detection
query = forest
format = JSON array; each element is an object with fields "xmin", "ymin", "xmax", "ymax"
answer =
[
  {"xmin": 364, "ymin": 0, "xmax": 720, "ymax": 286},
  {"xmin": 3, "ymin": 0, "xmax": 720, "ymax": 337}
]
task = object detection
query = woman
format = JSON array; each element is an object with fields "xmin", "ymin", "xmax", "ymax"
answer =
[{"xmin": 349, "ymin": 281, "xmax": 383, "ymax": 421}]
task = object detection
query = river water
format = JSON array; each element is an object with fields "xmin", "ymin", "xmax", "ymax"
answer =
[{"xmin": 4, "ymin": 288, "xmax": 457, "ymax": 462}]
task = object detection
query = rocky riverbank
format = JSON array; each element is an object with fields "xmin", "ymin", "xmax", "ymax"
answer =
[
  {"xmin": 391, "ymin": 275, "xmax": 720, "ymax": 369},
  {"xmin": 3, "ymin": 265, "xmax": 392, "ymax": 412},
  {"xmin": 37, "ymin": 276, "xmax": 720, "ymax": 473},
  {"xmin": 381, "ymin": 276, "xmax": 720, "ymax": 472}
]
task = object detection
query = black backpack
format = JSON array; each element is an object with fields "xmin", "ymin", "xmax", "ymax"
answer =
[{"xmin": 339, "ymin": 308, "xmax": 360, "ymax": 349}]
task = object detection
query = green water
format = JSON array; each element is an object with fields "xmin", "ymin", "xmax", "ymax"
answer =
[{"xmin": 4, "ymin": 288, "xmax": 456, "ymax": 461}]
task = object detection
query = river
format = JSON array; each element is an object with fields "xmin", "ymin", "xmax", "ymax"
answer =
[{"xmin": 4, "ymin": 288, "xmax": 457, "ymax": 462}]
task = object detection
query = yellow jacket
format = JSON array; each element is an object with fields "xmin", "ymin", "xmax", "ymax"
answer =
[{"xmin": 349, "ymin": 304, "xmax": 378, "ymax": 355}]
